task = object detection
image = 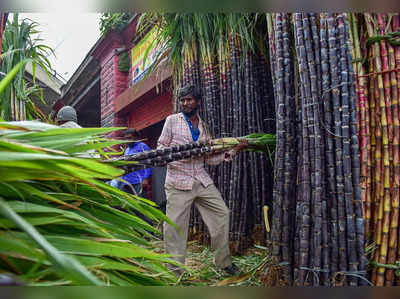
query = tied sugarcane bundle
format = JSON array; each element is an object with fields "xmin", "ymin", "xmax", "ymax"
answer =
[{"xmin": 107, "ymin": 133, "xmax": 275, "ymax": 168}]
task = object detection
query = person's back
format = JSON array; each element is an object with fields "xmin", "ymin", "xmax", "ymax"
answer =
[
  {"xmin": 59, "ymin": 121, "xmax": 81, "ymax": 128},
  {"xmin": 56, "ymin": 106, "xmax": 98, "ymax": 158}
]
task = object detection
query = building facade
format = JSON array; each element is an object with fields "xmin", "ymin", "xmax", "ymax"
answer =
[{"xmin": 55, "ymin": 15, "xmax": 173, "ymax": 148}]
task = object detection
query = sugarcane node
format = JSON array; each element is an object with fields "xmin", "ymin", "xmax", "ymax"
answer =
[
  {"xmin": 164, "ymin": 154, "xmax": 174, "ymax": 162},
  {"xmin": 193, "ymin": 142, "xmax": 202, "ymax": 149},
  {"xmin": 170, "ymin": 145, "xmax": 180, "ymax": 152},
  {"xmin": 154, "ymin": 156, "xmax": 164, "ymax": 162},
  {"xmin": 194, "ymin": 141, "xmax": 204, "ymax": 148},
  {"xmin": 200, "ymin": 147, "xmax": 209, "ymax": 153},
  {"xmin": 147, "ymin": 150, "xmax": 157, "ymax": 158},
  {"xmin": 192, "ymin": 148, "xmax": 201, "ymax": 155},
  {"xmin": 142, "ymin": 158, "xmax": 153, "ymax": 165},
  {"xmin": 156, "ymin": 148, "xmax": 167, "ymax": 155},
  {"xmin": 177, "ymin": 144, "xmax": 187, "ymax": 151},
  {"xmin": 182, "ymin": 151, "xmax": 192, "ymax": 158}
]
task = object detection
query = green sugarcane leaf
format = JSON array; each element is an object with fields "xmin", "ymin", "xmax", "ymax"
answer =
[
  {"xmin": 0, "ymin": 234, "xmax": 48, "ymax": 262},
  {"xmin": 1, "ymin": 121, "xmax": 58, "ymax": 132},
  {"xmin": 9, "ymin": 183, "xmax": 85, "ymax": 210},
  {"xmin": 4, "ymin": 123, "xmax": 123, "ymax": 136},
  {"xmin": 0, "ymin": 198, "xmax": 103, "ymax": 285},
  {"xmin": 0, "ymin": 168, "xmax": 76, "ymax": 182},
  {"xmin": 0, "ymin": 60, "xmax": 30, "ymax": 96},
  {"xmin": 5, "ymin": 200, "xmax": 113, "ymax": 239},
  {"xmin": 74, "ymin": 256, "xmax": 143, "ymax": 272},
  {"xmin": 29, "ymin": 280, "xmax": 72, "ymax": 286},
  {"xmin": 61, "ymin": 140, "xmax": 130, "ymax": 154},
  {"xmin": 80, "ymin": 205, "xmax": 159, "ymax": 236},
  {"xmin": 0, "ymin": 215, "xmax": 69, "ymax": 228},
  {"xmin": 13, "ymin": 233, "xmax": 175, "ymax": 262},
  {"xmin": 100, "ymin": 271, "xmax": 139, "ymax": 286},
  {"xmin": 0, "ymin": 151, "xmax": 74, "ymax": 161},
  {"xmin": 0, "ymin": 139, "xmax": 68, "ymax": 155}
]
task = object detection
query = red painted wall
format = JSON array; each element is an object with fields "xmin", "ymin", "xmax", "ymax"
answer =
[
  {"xmin": 94, "ymin": 32, "xmax": 130, "ymax": 128},
  {"xmin": 128, "ymin": 91, "xmax": 173, "ymax": 131}
]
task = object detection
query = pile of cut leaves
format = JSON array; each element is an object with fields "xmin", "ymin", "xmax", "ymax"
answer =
[{"xmin": 171, "ymin": 241, "xmax": 271, "ymax": 286}]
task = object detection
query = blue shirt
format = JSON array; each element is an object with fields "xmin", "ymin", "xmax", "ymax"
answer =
[
  {"xmin": 183, "ymin": 113, "xmax": 200, "ymax": 142},
  {"xmin": 121, "ymin": 142, "xmax": 152, "ymax": 185}
]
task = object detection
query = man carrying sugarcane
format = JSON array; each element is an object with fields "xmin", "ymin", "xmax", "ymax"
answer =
[{"xmin": 158, "ymin": 85, "xmax": 247, "ymax": 276}]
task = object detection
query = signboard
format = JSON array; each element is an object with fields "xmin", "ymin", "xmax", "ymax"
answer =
[{"xmin": 131, "ymin": 26, "xmax": 160, "ymax": 85}]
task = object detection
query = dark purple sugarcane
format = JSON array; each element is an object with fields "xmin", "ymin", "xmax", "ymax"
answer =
[
  {"xmin": 337, "ymin": 14, "xmax": 358, "ymax": 286},
  {"xmin": 294, "ymin": 12, "xmax": 312, "ymax": 286},
  {"xmin": 300, "ymin": 13, "xmax": 317, "ymax": 286},
  {"xmin": 228, "ymin": 33, "xmax": 239, "ymax": 242},
  {"xmin": 303, "ymin": 13, "xmax": 325, "ymax": 286},
  {"xmin": 281, "ymin": 13, "xmax": 297, "ymax": 284},
  {"xmin": 319, "ymin": 13, "xmax": 334, "ymax": 286},
  {"xmin": 327, "ymin": 13, "xmax": 348, "ymax": 283},
  {"xmin": 271, "ymin": 13, "xmax": 285, "ymax": 261},
  {"xmin": 343, "ymin": 13, "xmax": 367, "ymax": 285},
  {"xmin": 249, "ymin": 51, "xmax": 263, "ymax": 230},
  {"xmin": 293, "ymin": 43, "xmax": 303, "ymax": 284}
]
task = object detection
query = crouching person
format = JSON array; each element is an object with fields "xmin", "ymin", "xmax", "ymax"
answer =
[{"xmin": 120, "ymin": 128, "xmax": 152, "ymax": 198}]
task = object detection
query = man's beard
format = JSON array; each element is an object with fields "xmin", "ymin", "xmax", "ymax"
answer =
[{"xmin": 182, "ymin": 106, "xmax": 198, "ymax": 118}]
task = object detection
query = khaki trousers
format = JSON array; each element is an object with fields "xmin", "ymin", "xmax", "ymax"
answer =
[{"xmin": 164, "ymin": 179, "xmax": 232, "ymax": 270}]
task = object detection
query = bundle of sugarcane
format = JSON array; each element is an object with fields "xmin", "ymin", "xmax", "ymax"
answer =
[
  {"xmin": 109, "ymin": 134, "xmax": 275, "ymax": 168},
  {"xmin": 266, "ymin": 13, "xmax": 366, "ymax": 287},
  {"xmin": 347, "ymin": 13, "xmax": 400, "ymax": 286}
]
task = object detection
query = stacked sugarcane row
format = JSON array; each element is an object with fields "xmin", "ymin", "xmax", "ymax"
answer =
[
  {"xmin": 252, "ymin": 32, "xmax": 277, "ymax": 245},
  {"xmin": 303, "ymin": 12, "xmax": 364, "ymax": 286},
  {"xmin": 348, "ymin": 13, "xmax": 400, "ymax": 286},
  {"xmin": 268, "ymin": 13, "xmax": 298, "ymax": 284},
  {"xmin": 267, "ymin": 13, "xmax": 366, "ymax": 286},
  {"xmin": 294, "ymin": 12, "xmax": 322, "ymax": 286},
  {"xmin": 229, "ymin": 33, "xmax": 275, "ymax": 253}
]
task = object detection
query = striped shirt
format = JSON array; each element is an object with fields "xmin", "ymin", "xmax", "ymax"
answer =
[{"xmin": 157, "ymin": 113, "xmax": 232, "ymax": 190}]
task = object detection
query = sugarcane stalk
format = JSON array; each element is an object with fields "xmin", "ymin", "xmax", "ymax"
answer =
[
  {"xmin": 327, "ymin": 13, "xmax": 349, "ymax": 283},
  {"xmin": 319, "ymin": 13, "xmax": 335, "ymax": 286},
  {"xmin": 393, "ymin": 12, "xmax": 400, "ymax": 287},
  {"xmin": 282, "ymin": 13, "xmax": 297, "ymax": 284},
  {"xmin": 365, "ymin": 13, "xmax": 391, "ymax": 286},
  {"xmin": 293, "ymin": 13, "xmax": 313, "ymax": 286},
  {"xmin": 301, "ymin": 13, "xmax": 323, "ymax": 286},
  {"xmin": 383, "ymin": 14, "xmax": 400, "ymax": 286},
  {"xmin": 351, "ymin": 13, "xmax": 372, "ymax": 241},
  {"xmin": 336, "ymin": 14, "xmax": 358, "ymax": 286},
  {"xmin": 346, "ymin": 13, "xmax": 368, "ymax": 286},
  {"xmin": 270, "ymin": 13, "xmax": 287, "ymax": 271},
  {"xmin": 375, "ymin": 16, "xmax": 393, "ymax": 287}
]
